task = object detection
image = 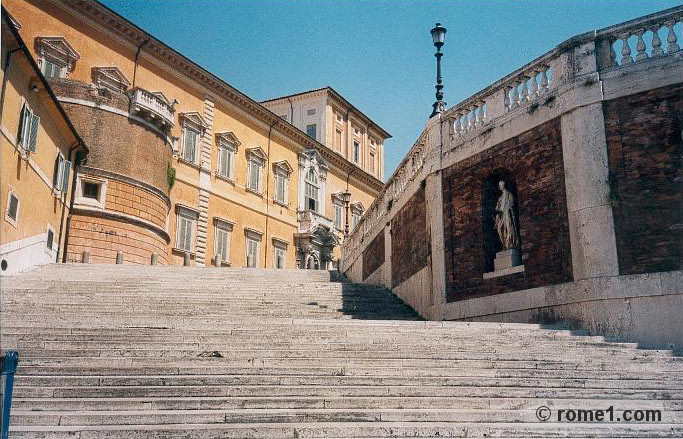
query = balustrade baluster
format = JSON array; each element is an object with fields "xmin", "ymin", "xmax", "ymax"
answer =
[
  {"xmin": 609, "ymin": 39, "xmax": 617, "ymax": 67},
  {"xmin": 468, "ymin": 105, "xmax": 476, "ymax": 130},
  {"xmin": 620, "ymin": 33, "xmax": 634, "ymax": 64},
  {"xmin": 528, "ymin": 72, "xmax": 538, "ymax": 100},
  {"xmin": 477, "ymin": 101, "xmax": 486, "ymax": 125},
  {"xmin": 520, "ymin": 77, "xmax": 529, "ymax": 104},
  {"xmin": 461, "ymin": 109, "xmax": 470, "ymax": 132},
  {"xmin": 504, "ymin": 87, "xmax": 511, "ymax": 111},
  {"xmin": 635, "ymin": 29, "xmax": 648, "ymax": 60},
  {"xmin": 510, "ymin": 82, "xmax": 519, "ymax": 109},
  {"xmin": 540, "ymin": 67, "xmax": 549, "ymax": 92},
  {"xmin": 457, "ymin": 114, "xmax": 464, "ymax": 135},
  {"xmin": 665, "ymin": 20, "xmax": 679, "ymax": 53},
  {"xmin": 651, "ymin": 25, "xmax": 664, "ymax": 56}
]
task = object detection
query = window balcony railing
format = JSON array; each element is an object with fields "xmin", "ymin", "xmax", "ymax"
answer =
[
  {"xmin": 128, "ymin": 87, "xmax": 175, "ymax": 132},
  {"xmin": 297, "ymin": 209, "xmax": 334, "ymax": 233}
]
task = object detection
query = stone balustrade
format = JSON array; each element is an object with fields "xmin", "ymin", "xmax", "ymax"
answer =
[
  {"xmin": 596, "ymin": 7, "xmax": 681, "ymax": 68},
  {"xmin": 128, "ymin": 87, "xmax": 175, "ymax": 131}
]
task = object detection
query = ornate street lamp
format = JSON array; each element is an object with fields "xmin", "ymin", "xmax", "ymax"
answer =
[
  {"xmin": 429, "ymin": 22, "xmax": 447, "ymax": 118},
  {"xmin": 341, "ymin": 190, "xmax": 352, "ymax": 237}
]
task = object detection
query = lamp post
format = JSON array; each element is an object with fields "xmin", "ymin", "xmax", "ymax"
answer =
[
  {"xmin": 342, "ymin": 190, "xmax": 352, "ymax": 237},
  {"xmin": 429, "ymin": 22, "xmax": 447, "ymax": 118}
]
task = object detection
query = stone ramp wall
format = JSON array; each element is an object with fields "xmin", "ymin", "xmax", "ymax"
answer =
[{"xmin": 341, "ymin": 6, "xmax": 683, "ymax": 349}]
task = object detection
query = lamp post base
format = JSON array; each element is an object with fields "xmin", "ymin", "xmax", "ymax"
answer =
[{"xmin": 430, "ymin": 100, "xmax": 447, "ymax": 118}]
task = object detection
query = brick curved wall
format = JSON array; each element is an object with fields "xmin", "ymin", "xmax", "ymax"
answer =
[
  {"xmin": 49, "ymin": 79, "xmax": 172, "ymax": 195},
  {"xmin": 66, "ymin": 214, "xmax": 168, "ymax": 265},
  {"xmin": 66, "ymin": 175, "xmax": 170, "ymax": 265},
  {"xmin": 105, "ymin": 180, "xmax": 168, "ymax": 230}
]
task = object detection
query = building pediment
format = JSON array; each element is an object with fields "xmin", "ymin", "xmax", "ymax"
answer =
[
  {"xmin": 299, "ymin": 148, "xmax": 329, "ymax": 171},
  {"xmin": 91, "ymin": 66, "xmax": 130, "ymax": 91},
  {"xmin": 351, "ymin": 201, "xmax": 365, "ymax": 213},
  {"xmin": 35, "ymin": 36, "xmax": 80, "ymax": 61},
  {"xmin": 215, "ymin": 131, "xmax": 241, "ymax": 148},
  {"xmin": 246, "ymin": 146, "xmax": 268, "ymax": 161},
  {"xmin": 273, "ymin": 160, "xmax": 293, "ymax": 174},
  {"xmin": 179, "ymin": 111, "xmax": 209, "ymax": 130}
]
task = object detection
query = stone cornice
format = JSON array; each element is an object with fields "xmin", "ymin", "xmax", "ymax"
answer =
[{"xmin": 49, "ymin": 0, "xmax": 384, "ymax": 194}]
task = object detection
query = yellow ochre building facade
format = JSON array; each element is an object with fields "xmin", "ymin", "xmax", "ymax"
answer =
[{"xmin": 1, "ymin": 0, "xmax": 389, "ymax": 273}]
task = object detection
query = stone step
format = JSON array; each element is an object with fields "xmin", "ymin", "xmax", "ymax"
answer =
[
  {"xmin": 12, "ymin": 374, "xmax": 683, "ymax": 390},
  {"xmin": 3, "ymin": 263, "xmax": 681, "ymax": 437},
  {"xmin": 13, "ymin": 384, "xmax": 683, "ymax": 399},
  {"xmin": 12, "ymin": 407, "xmax": 683, "ymax": 426},
  {"xmin": 8, "ymin": 422, "xmax": 683, "ymax": 438},
  {"xmin": 12, "ymin": 396, "xmax": 683, "ymax": 411}
]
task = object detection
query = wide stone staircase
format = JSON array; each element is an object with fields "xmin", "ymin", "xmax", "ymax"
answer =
[{"xmin": 1, "ymin": 264, "xmax": 682, "ymax": 438}]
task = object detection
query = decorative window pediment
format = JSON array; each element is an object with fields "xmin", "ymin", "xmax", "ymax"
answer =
[
  {"xmin": 91, "ymin": 66, "xmax": 130, "ymax": 93},
  {"xmin": 351, "ymin": 201, "xmax": 365, "ymax": 214},
  {"xmin": 35, "ymin": 36, "xmax": 80, "ymax": 77},
  {"xmin": 331, "ymin": 192, "xmax": 345, "ymax": 205},
  {"xmin": 246, "ymin": 146, "xmax": 268, "ymax": 162},
  {"xmin": 216, "ymin": 131, "xmax": 241, "ymax": 149},
  {"xmin": 273, "ymin": 160, "xmax": 293, "ymax": 174},
  {"xmin": 179, "ymin": 112, "xmax": 209, "ymax": 132}
]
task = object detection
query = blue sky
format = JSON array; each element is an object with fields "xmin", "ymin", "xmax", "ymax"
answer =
[{"xmin": 100, "ymin": 0, "xmax": 681, "ymax": 179}]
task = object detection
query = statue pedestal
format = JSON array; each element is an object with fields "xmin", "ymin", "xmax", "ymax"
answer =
[{"xmin": 493, "ymin": 249, "xmax": 522, "ymax": 272}]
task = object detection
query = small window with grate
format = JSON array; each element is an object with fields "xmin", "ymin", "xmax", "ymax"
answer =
[{"xmin": 83, "ymin": 182, "xmax": 100, "ymax": 199}]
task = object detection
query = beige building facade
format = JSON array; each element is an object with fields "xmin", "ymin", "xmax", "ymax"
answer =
[
  {"xmin": 0, "ymin": 10, "xmax": 88, "ymax": 276},
  {"xmin": 2, "ymin": 0, "xmax": 387, "ymax": 272}
]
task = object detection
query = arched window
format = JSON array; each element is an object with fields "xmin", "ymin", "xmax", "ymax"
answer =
[{"xmin": 304, "ymin": 168, "xmax": 319, "ymax": 212}]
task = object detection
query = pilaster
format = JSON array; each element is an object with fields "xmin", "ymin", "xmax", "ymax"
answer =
[
  {"xmin": 560, "ymin": 102, "xmax": 619, "ymax": 280},
  {"xmin": 194, "ymin": 95, "xmax": 215, "ymax": 266},
  {"xmin": 425, "ymin": 170, "xmax": 447, "ymax": 318}
]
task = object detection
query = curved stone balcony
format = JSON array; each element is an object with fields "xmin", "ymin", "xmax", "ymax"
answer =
[{"xmin": 127, "ymin": 87, "xmax": 175, "ymax": 132}]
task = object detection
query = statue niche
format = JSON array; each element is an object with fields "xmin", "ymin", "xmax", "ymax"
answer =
[{"xmin": 482, "ymin": 171, "xmax": 522, "ymax": 273}]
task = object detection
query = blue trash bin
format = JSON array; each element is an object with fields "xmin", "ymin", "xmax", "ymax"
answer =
[{"xmin": 1, "ymin": 351, "xmax": 19, "ymax": 439}]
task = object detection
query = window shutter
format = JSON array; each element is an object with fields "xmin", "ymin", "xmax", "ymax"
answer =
[
  {"xmin": 184, "ymin": 218, "xmax": 193, "ymax": 251},
  {"xmin": 177, "ymin": 217, "xmax": 187, "ymax": 250},
  {"xmin": 61, "ymin": 160, "xmax": 71, "ymax": 193},
  {"xmin": 28, "ymin": 113, "xmax": 40, "ymax": 152}
]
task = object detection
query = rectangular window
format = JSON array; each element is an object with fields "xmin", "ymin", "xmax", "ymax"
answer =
[
  {"xmin": 353, "ymin": 141, "xmax": 360, "ymax": 164},
  {"xmin": 53, "ymin": 153, "xmax": 70, "ymax": 193},
  {"xmin": 274, "ymin": 246, "xmax": 285, "ymax": 269},
  {"xmin": 274, "ymin": 171, "xmax": 287, "ymax": 204},
  {"xmin": 43, "ymin": 59, "xmax": 64, "ymax": 79},
  {"xmin": 246, "ymin": 237, "xmax": 260, "ymax": 268},
  {"xmin": 334, "ymin": 203, "xmax": 343, "ymax": 230},
  {"xmin": 183, "ymin": 128, "xmax": 198, "ymax": 163},
  {"xmin": 307, "ymin": 108, "xmax": 316, "ymax": 116},
  {"xmin": 176, "ymin": 208, "xmax": 197, "ymax": 252},
  {"xmin": 6, "ymin": 192, "xmax": 19, "ymax": 223},
  {"xmin": 247, "ymin": 159, "xmax": 263, "ymax": 193},
  {"xmin": 353, "ymin": 213, "xmax": 361, "ymax": 229},
  {"xmin": 83, "ymin": 182, "xmax": 100, "ymax": 199},
  {"xmin": 305, "ymin": 182, "xmax": 318, "ymax": 212},
  {"xmin": 18, "ymin": 103, "xmax": 39, "ymax": 152},
  {"xmin": 306, "ymin": 124, "xmax": 317, "ymax": 139},
  {"xmin": 369, "ymin": 152, "xmax": 376, "ymax": 173},
  {"xmin": 214, "ymin": 222, "xmax": 232, "ymax": 263},
  {"xmin": 46, "ymin": 227, "xmax": 54, "ymax": 250},
  {"xmin": 217, "ymin": 142, "xmax": 234, "ymax": 179}
]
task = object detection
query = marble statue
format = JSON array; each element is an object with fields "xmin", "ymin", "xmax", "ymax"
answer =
[{"xmin": 494, "ymin": 180, "xmax": 519, "ymax": 250}]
